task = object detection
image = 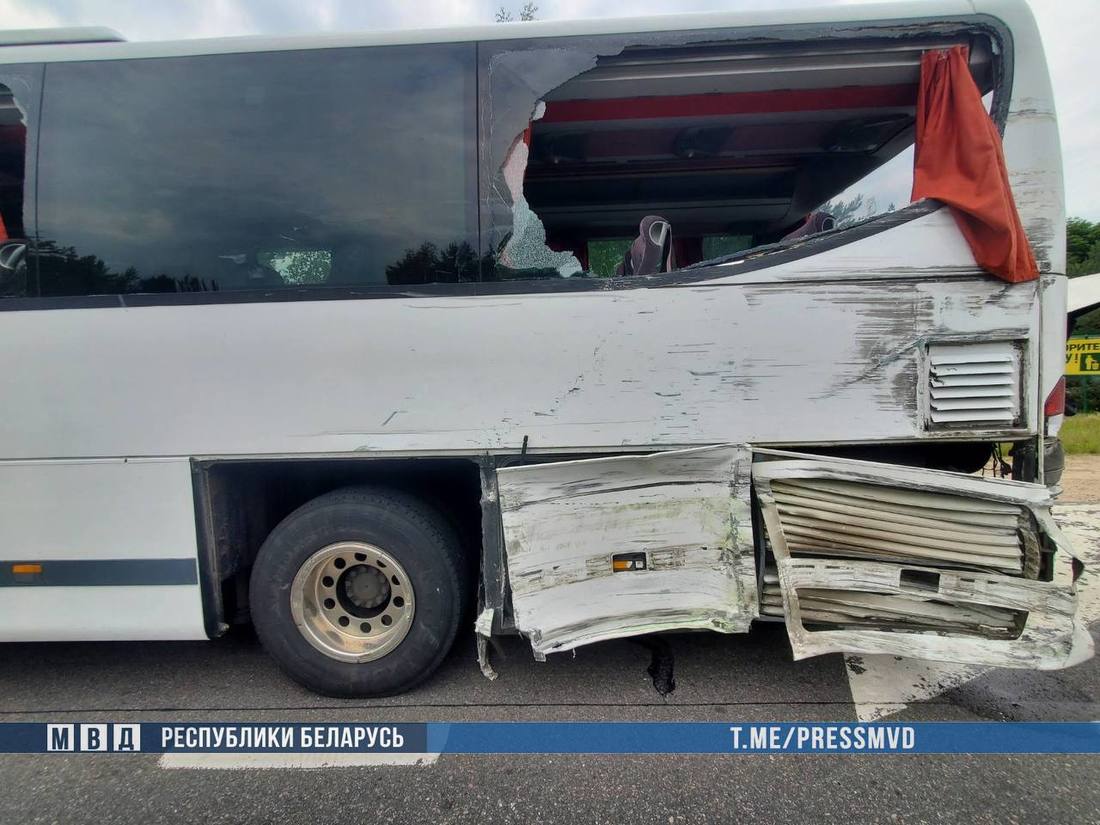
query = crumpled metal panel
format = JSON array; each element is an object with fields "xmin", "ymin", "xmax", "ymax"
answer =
[
  {"xmin": 496, "ymin": 445, "xmax": 756, "ymax": 657},
  {"xmin": 754, "ymin": 450, "xmax": 1093, "ymax": 670}
]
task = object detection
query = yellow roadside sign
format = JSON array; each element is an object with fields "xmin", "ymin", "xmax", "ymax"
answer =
[{"xmin": 1067, "ymin": 338, "xmax": 1100, "ymax": 375}]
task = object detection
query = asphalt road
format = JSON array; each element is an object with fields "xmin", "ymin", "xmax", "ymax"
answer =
[{"xmin": 1, "ymin": 504, "xmax": 1098, "ymax": 825}]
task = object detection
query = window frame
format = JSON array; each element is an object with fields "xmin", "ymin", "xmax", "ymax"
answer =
[
  {"xmin": 0, "ymin": 12, "xmax": 1012, "ymax": 311},
  {"xmin": 30, "ymin": 42, "xmax": 481, "ymax": 301}
]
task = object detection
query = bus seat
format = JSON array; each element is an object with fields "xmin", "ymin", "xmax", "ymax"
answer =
[{"xmin": 615, "ymin": 215, "xmax": 673, "ymax": 277}]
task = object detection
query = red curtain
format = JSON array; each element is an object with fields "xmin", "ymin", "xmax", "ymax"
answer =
[{"xmin": 911, "ymin": 46, "xmax": 1038, "ymax": 283}]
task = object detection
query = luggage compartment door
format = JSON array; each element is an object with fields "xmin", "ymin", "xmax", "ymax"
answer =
[
  {"xmin": 496, "ymin": 445, "xmax": 757, "ymax": 657},
  {"xmin": 753, "ymin": 450, "xmax": 1093, "ymax": 670}
]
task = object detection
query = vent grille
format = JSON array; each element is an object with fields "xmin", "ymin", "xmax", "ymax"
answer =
[
  {"xmin": 768, "ymin": 478, "xmax": 1035, "ymax": 576},
  {"xmin": 927, "ymin": 342, "xmax": 1021, "ymax": 426}
]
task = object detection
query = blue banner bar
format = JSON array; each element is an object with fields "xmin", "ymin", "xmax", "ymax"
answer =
[
  {"xmin": 427, "ymin": 722, "xmax": 1100, "ymax": 754},
  {"xmin": 3, "ymin": 722, "xmax": 1098, "ymax": 755}
]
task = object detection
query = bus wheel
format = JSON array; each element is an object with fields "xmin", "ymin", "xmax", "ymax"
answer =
[{"xmin": 249, "ymin": 486, "xmax": 465, "ymax": 697}]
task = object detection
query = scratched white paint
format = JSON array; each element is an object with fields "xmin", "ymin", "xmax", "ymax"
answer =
[
  {"xmin": 0, "ymin": 219, "xmax": 1042, "ymax": 462},
  {"xmin": 755, "ymin": 451, "xmax": 1093, "ymax": 671},
  {"xmin": 708, "ymin": 207, "xmax": 982, "ymax": 284},
  {"xmin": 0, "ymin": 7, "xmax": 1055, "ymax": 464},
  {"xmin": 496, "ymin": 445, "xmax": 756, "ymax": 656},
  {"xmin": 845, "ymin": 502, "xmax": 1100, "ymax": 721},
  {"xmin": 1041, "ymin": 274, "xmax": 1068, "ymax": 419}
]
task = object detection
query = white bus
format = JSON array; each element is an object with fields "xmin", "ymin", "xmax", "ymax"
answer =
[{"xmin": 0, "ymin": 0, "xmax": 1090, "ymax": 696}]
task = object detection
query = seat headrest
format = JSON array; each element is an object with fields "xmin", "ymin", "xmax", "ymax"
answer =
[{"xmin": 616, "ymin": 215, "xmax": 673, "ymax": 277}]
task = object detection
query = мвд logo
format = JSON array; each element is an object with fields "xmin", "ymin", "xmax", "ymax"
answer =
[{"xmin": 46, "ymin": 724, "xmax": 141, "ymax": 752}]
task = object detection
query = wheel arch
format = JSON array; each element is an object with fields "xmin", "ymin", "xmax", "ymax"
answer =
[{"xmin": 190, "ymin": 455, "xmax": 485, "ymax": 638}]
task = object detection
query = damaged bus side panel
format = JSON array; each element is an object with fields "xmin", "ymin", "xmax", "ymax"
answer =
[
  {"xmin": 477, "ymin": 4, "xmax": 1088, "ymax": 674},
  {"xmin": 496, "ymin": 446, "xmax": 756, "ymax": 657},
  {"xmin": 753, "ymin": 451, "xmax": 1091, "ymax": 670},
  {"xmin": 496, "ymin": 448, "xmax": 1091, "ymax": 669},
  {"xmin": 0, "ymin": 2, "xmax": 1084, "ymax": 696}
]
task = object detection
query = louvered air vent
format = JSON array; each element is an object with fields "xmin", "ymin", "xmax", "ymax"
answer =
[
  {"xmin": 927, "ymin": 342, "xmax": 1021, "ymax": 427},
  {"xmin": 767, "ymin": 477, "xmax": 1036, "ymax": 576}
]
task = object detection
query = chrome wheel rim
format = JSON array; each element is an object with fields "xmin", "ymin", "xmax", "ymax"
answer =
[{"xmin": 290, "ymin": 542, "xmax": 415, "ymax": 663}]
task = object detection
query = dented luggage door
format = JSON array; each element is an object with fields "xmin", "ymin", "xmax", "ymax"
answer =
[
  {"xmin": 753, "ymin": 450, "xmax": 1093, "ymax": 670},
  {"xmin": 496, "ymin": 445, "xmax": 757, "ymax": 657}
]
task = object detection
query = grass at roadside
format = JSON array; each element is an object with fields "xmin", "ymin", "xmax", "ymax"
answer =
[{"xmin": 1062, "ymin": 413, "xmax": 1100, "ymax": 454}]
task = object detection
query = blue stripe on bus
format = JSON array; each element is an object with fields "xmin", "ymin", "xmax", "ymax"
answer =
[{"xmin": 0, "ymin": 558, "xmax": 198, "ymax": 587}]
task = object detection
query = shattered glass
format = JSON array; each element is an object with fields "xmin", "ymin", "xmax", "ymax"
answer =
[
  {"xmin": 482, "ymin": 45, "xmax": 605, "ymax": 279},
  {"xmin": 477, "ymin": 23, "xmax": 958, "ymax": 281},
  {"xmin": 496, "ymin": 103, "xmax": 582, "ymax": 277}
]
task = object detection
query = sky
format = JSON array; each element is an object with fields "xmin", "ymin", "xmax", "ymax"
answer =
[{"xmin": 2, "ymin": 0, "xmax": 1097, "ymax": 221}]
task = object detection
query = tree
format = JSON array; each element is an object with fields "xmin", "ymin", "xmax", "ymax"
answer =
[
  {"xmin": 816, "ymin": 194, "xmax": 869, "ymax": 228},
  {"xmin": 1067, "ymin": 217, "xmax": 1100, "ymax": 274},
  {"xmin": 816, "ymin": 194, "xmax": 900, "ymax": 229},
  {"xmin": 385, "ymin": 241, "xmax": 480, "ymax": 284},
  {"xmin": 496, "ymin": 3, "xmax": 537, "ymax": 22}
]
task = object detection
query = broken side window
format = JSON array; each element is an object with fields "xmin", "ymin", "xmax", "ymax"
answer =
[
  {"xmin": 257, "ymin": 249, "xmax": 332, "ymax": 285},
  {"xmin": 479, "ymin": 27, "xmax": 999, "ymax": 281},
  {"xmin": 480, "ymin": 45, "xmax": 599, "ymax": 280}
]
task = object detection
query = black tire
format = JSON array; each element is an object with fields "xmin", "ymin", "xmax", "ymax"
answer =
[{"xmin": 249, "ymin": 486, "xmax": 466, "ymax": 697}]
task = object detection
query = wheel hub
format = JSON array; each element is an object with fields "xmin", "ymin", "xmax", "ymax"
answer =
[
  {"xmin": 342, "ymin": 565, "xmax": 390, "ymax": 610},
  {"xmin": 289, "ymin": 542, "xmax": 415, "ymax": 663}
]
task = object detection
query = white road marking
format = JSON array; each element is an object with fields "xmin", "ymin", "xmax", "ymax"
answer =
[
  {"xmin": 845, "ymin": 656, "xmax": 987, "ymax": 722},
  {"xmin": 845, "ymin": 503, "xmax": 1100, "ymax": 722},
  {"xmin": 1056, "ymin": 504, "xmax": 1100, "ymax": 625},
  {"xmin": 158, "ymin": 753, "xmax": 439, "ymax": 770}
]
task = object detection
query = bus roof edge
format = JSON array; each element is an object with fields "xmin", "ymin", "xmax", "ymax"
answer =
[{"xmin": 0, "ymin": 27, "xmax": 125, "ymax": 47}]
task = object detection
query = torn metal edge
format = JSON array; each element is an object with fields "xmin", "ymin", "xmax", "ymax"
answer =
[
  {"xmin": 474, "ymin": 606, "xmax": 499, "ymax": 680},
  {"xmin": 752, "ymin": 449, "xmax": 1093, "ymax": 670},
  {"xmin": 496, "ymin": 444, "xmax": 757, "ymax": 658}
]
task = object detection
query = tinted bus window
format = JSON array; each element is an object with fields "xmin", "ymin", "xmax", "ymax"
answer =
[
  {"xmin": 0, "ymin": 64, "xmax": 41, "ymax": 298},
  {"xmin": 35, "ymin": 44, "xmax": 477, "ymax": 297}
]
